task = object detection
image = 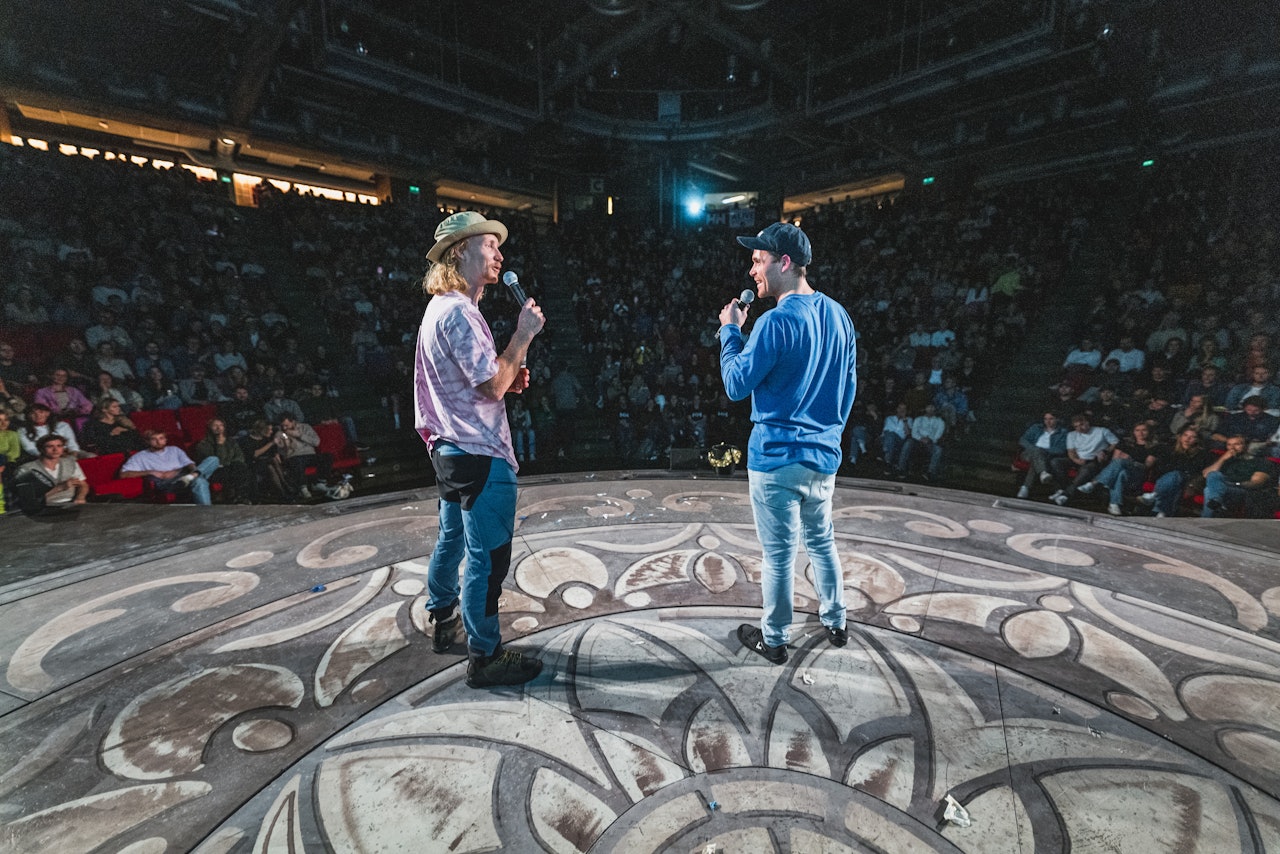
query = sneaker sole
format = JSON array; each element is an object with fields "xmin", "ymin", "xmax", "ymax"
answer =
[{"xmin": 466, "ymin": 658, "xmax": 543, "ymax": 688}]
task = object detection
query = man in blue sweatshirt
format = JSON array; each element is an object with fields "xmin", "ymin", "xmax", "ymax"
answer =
[{"xmin": 718, "ymin": 222, "xmax": 858, "ymax": 664}]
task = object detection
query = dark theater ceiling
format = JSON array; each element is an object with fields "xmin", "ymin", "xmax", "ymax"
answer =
[{"xmin": 1, "ymin": 0, "xmax": 1277, "ymax": 200}]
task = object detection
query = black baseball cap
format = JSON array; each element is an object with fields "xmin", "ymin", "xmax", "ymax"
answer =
[{"xmin": 736, "ymin": 222, "xmax": 812, "ymax": 267}]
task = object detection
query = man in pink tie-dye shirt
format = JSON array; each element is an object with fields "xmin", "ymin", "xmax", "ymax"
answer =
[{"xmin": 414, "ymin": 211, "xmax": 546, "ymax": 689}]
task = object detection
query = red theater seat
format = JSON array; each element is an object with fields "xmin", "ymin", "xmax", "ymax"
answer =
[
  {"xmin": 178, "ymin": 404, "xmax": 220, "ymax": 446},
  {"xmin": 313, "ymin": 421, "xmax": 360, "ymax": 473},
  {"xmin": 130, "ymin": 409, "xmax": 187, "ymax": 445},
  {"xmin": 80, "ymin": 453, "xmax": 144, "ymax": 500}
]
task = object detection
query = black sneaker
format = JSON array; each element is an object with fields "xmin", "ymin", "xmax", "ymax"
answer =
[
  {"xmin": 825, "ymin": 625, "xmax": 848, "ymax": 647},
  {"xmin": 429, "ymin": 605, "xmax": 459, "ymax": 654},
  {"xmin": 737, "ymin": 624, "xmax": 787, "ymax": 664},
  {"xmin": 466, "ymin": 647, "xmax": 543, "ymax": 688}
]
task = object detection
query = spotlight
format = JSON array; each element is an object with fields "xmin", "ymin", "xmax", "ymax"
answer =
[
  {"xmin": 355, "ymin": 41, "xmax": 368, "ymax": 56},
  {"xmin": 684, "ymin": 194, "xmax": 704, "ymax": 217}
]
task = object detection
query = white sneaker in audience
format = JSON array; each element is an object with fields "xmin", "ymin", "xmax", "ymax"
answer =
[
  {"xmin": 1107, "ymin": 503, "xmax": 1122, "ymax": 516},
  {"xmin": 1016, "ymin": 486, "xmax": 1029, "ymax": 499}
]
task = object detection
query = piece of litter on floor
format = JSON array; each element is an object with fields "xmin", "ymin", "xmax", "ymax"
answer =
[
  {"xmin": 707, "ymin": 800, "xmax": 719, "ymax": 812},
  {"xmin": 1052, "ymin": 706, "xmax": 1061, "ymax": 715},
  {"xmin": 943, "ymin": 794, "xmax": 971, "ymax": 828},
  {"xmin": 310, "ymin": 585, "xmax": 326, "ymax": 593},
  {"xmin": 1089, "ymin": 726, "xmax": 1102, "ymax": 738},
  {"xmin": 517, "ymin": 515, "xmax": 528, "ymax": 521},
  {"xmin": 703, "ymin": 844, "xmax": 720, "ymax": 854},
  {"xmin": 631, "ymin": 638, "xmax": 645, "ymax": 645},
  {"xmin": 801, "ymin": 671, "xmax": 815, "ymax": 685}
]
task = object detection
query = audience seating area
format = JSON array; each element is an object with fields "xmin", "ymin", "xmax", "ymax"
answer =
[{"xmin": 2, "ymin": 138, "xmax": 1277, "ymax": 518}]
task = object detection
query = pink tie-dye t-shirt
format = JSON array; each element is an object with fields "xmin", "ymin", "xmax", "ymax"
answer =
[{"xmin": 413, "ymin": 291, "xmax": 517, "ymax": 470}]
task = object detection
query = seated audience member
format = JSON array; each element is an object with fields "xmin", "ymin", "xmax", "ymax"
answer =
[
  {"xmin": 95, "ymin": 371, "xmax": 144, "ymax": 413},
  {"xmin": 1137, "ymin": 426, "xmax": 1213, "ymax": 518},
  {"xmin": 1200, "ymin": 435, "xmax": 1277, "ymax": 518},
  {"xmin": 4, "ymin": 285, "xmax": 49, "ymax": 324},
  {"xmin": 120, "ymin": 430, "xmax": 218, "ymax": 505},
  {"xmin": 85, "ymin": 309, "xmax": 135, "ymax": 354},
  {"xmin": 34, "ymin": 369, "xmax": 93, "ymax": 421},
  {"xmin": 1078, "ymin": 421, "xmax": 1159, "ymax": 516},
  {"xmin": 1047, "ymin": 381, "xmax": 1088, "ymax": 421},
  {"xmin": 1149, "ymin": 336, "xmax": 1190, "ymax": 377},
  {"xmin": 274, "ymin": 415, "xmax": 332, "ymax": 499},
  {"xmin": 19, "ymin": 404, "xmax": 85, "ymax": 460},
  {"xmin": 60, "ymin": 338, "xmax": 99, "ymax": 390},
  {"xmin": 191, "ymin": 418, "xmax": 252, "ymax": 504},
  {"xmin": 238, "ymin": 419, "xmax": 290, "ymax": 502},
  {"xmin": 1141, "ymin": 365, "xmax": 1183, "ymax": 408},
  {"xmin": 1134, "ymin": 393, "xmax": 1176, "ymax": 438},
  {"xmin": 1062, "ymin": 337, "xmax": 1103, "ymax": 375},
  {"xmin": 1169, "ymin": 394, "xmax": 1220, "ymax": 444},
  {"xmin": 221, "ymin": 387, "xmax": 264, "ymax": 437},
  {"xmin": 212, "ymin": 339, "xmax": 249, "ymax": 375},
  {"xmin": 1086, "ymin": 385, "xmax": 1129, "ymax": 433},
  {"xmin": 1017, "ymin": 412, "xmax": 1068, "ymax": 498},
  {"xmin": 844, "ymin": 400, "xmax": 879, "ymax": 468},
  {"xmin": 881, "ymin": 403, "xmax": 912, "ymax": 472},
  {"xmin": 1105, "ymin": 335, "xmax": 1146, "ymax": 374},
  {"xmin": 902, "ymin": 372, "xmax": 933, "ymax": 416},
  {"xmin": 1189, "ymin": 336, "xmax": 1229, "ymax": 376},
  {"xmin": 0, "ymin": 376, "xmax": 27, "ymax": 421},
  {"xmin": 80, "ymin": 399, "xmax": 146, "ymax": 455},
  {"xmin": 899, "ymin": 403, "xmax": 946, "ymax": 482},
  {"xmin": 0, "ymin": 411, "xmax": 20, "ymax": 512},
  {"xmin": 508, "ymin": 397, "xmax": 536, "ymax": 462},
  {"xmin": 1182, "ymin": 365, "xmax": 1230, "ymax": 410},
  {"xmin": 139, "ymin": 366, "xmax": 183, "ymax": 410},
  {"xmin": 932, "ymin": 377, "xmax": 971, "ymax": 431},
  {"xmin": 1224, "ymin": 365, "xmax": 1280, "ymax": 414},
  {"xmin": 1049, "ymin": 413, "xmax": 1119, "ymax": 505},
  {"xmin": 0, "ymin": 341, "xmax": 38, "ymax": 390},
  {"xmin": 298, "ymin": 382, "xmax": 361, "ymax": 446},
  {"xmin": 170, "ymin": 335, "xmax": 210, "ymax": 381},
  {"xmin": 1089, "ymin": 357, "xmax": 1134, "ymax": 399},
  {"xmin": 134, "ymin": 341, "xmax": 176, "ymax": 381},
  {"xmin": 1212, "ymin": 396, "xmax": 1280, "ymax": 454},
  {"xmin": 179, "ymin": 364, "xmax": 227, "ymax": 405},
  {"xmin": 95, "ymin": 342, "xmax": 135, "ymax": 382},
  {"xmin": 263, "ymin": 387, "xmax": 305, "ymax": 425},
  {"xmin": 13, "ymin": 434, "xmax": 88, "ymax": 514}
]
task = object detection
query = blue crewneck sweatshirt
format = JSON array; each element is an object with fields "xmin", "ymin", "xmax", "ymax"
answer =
[{"xmin": 719, "ymin": 291, "xmax": 857, "ymax": 473}]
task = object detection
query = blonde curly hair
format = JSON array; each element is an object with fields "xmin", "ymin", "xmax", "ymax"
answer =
[{"xmin": 421, "ymin": 239, "xmax": 471, "ymax": 296}]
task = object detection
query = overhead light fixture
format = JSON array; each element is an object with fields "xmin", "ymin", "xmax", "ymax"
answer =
[
  {"xmin": 219, "ymin": 137, "xmax": 235, "ymax": 146},
  {"xmin": 722, "ymin": 194, "xmax": 746, "ymax": 204}
]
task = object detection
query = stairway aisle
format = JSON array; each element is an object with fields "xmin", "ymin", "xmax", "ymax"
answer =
[{"xmin": 944, "ymin": 213, "xmax": 1126, "ymax": 495}]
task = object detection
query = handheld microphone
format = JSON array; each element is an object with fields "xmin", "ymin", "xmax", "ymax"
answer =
[
  {"xmin": 735, "ymin": 289, "xmax": 755, "ymax": 311},
  {"xmin": 501, "ymin": 271, "xmax": 529, "ymax": 306}
]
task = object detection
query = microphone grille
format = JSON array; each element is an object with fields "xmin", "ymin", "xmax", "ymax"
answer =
[
  {"xmin": 739, "ymin": 289, "xmax": 755, "ymax": 305},
  {"xmin": 502, "ymin": 271, "xmax": 518, "ymax": 286}
]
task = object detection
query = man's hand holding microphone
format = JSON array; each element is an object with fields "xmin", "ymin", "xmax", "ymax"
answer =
[
  {"xmin": 718, "ymin": 289, "xmax": 756, "ymax": 336},
  {"xmin": 503, "ymin": 271, "xmax": 543, "ymax": 394}
]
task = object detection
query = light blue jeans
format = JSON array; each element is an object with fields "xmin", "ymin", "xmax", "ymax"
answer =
[
  {"xmin": 749, "ymin": 463, "xmax": 846, "ymax": 648},
  {"xmin": 154, "ymin": 455, "xmax": 220, "ymax": 505},
  {"xmin": 1094, "ymin": 458, "xmax": 1145, "ymax": 505},
  {"xmin": 426, "ymin": 445, "xmax": 517, "ymax": 657}
]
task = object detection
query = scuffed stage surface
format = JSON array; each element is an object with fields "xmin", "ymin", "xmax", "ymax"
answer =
[{"xmin": 2, "ymin": 473, "xmax": 1279, "ymax": 853}]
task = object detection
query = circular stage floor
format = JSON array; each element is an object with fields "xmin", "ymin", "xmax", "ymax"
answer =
[{"xmin": 2, "ymin": 473, "xmax": 1279, "ymax": 852}]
